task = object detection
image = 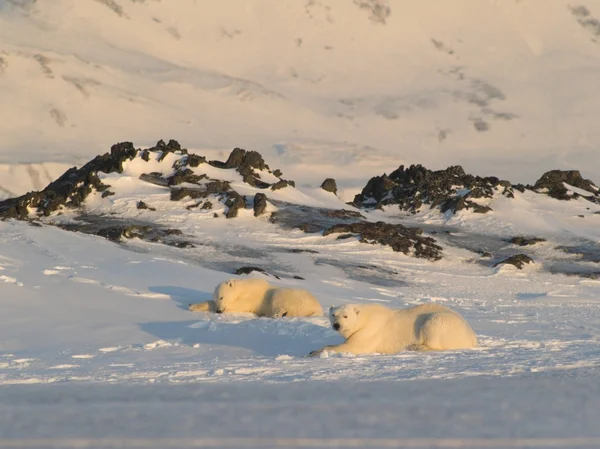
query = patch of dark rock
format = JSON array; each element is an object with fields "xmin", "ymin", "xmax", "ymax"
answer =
[
  {"xmin": 285, "ymin": 248, "xmax": 319, "ymax": 254},
  {"xmin": 139, "ymin": 172, "xmax": 169, "ymax": 187},
  {"xmin": 213, "ymin": 213, "xmax": 219, "ymax": 218},
  {"xmin": 209, "ymin": 147, "xmax": 271, "ymax": 188},
  {"xmin": 96, "ymin": 225, "xmax": 153, "ymax": 242},
  {"xmin": 321, "ymin": 178, "xmax": 338, "ymax": 195},
  {"xmin": 271, "ymin": 179, "xmax": 293, "ymax": 191},
  {"xmin": 167, "ymin": 169, "xmax": 207, "ymax": 186},
  {"xmin": 137, "ymin": 201, "xmax": 156, "ymax": 211},
  {"xmin": 493, "ymin": 254, "xmax": 534, "ymax": 269},
  {"xmin": 141, "ymin": 149, "xmax": 150, "ymax": 162},
  {"xmin": 164, "ymin": 229, "xmax": 183, "ymax": 236},
  {"xmin": 531, "ymin": 170, "xmax": 599, "ymax": 201},
  {"xmin": 293, "ymin": 275, "xmax": 305, "ymax": 280},
  {"xmin": 272, "ymin": 169, "xmax": 282, "ymax": 178},
  {"xmin": 155, "ymin": 139, "xmax": 184, "ymax": 162},
  {"xmin": 225, "ymin": 192, "xmax": 246, "ymax": 218},
  {"xmin": 235, "ymin": 266, "xmax": 273, "ymax": 277},
  {"xmin": 170, "ymin": 180, "xmax": 231, "ymax": 201},
  {"xmin": 323, "ymin": 221, "xmax": 443, "ymax": 261},
  {"xmin": 167, "ymin": 240, "xmax": 195, "ymax": 249},
  {"xmin": 353, "ymin": 164, "xmax": 513, "ymax": 214},
  {"xmin": 202, "ymin": 201, "xmax": 213, "ymax": 210},
  {"xmin": 101, "ymin": 190, "xmax": 115, "ymax": 198},
  {"xmin": 480, "ymin": 251, "xmax": 493, "ymax": 258},
  {"xmin": 322, "ymin": 209, "xmax": 365, "ymax": 219},
  {"xmin": 253, "ymin": 193, "xmax": 268, "ymax": 217},
  {"xmin": 186, "ymin": 154, "xmax": 206, "ymax": 167},
  {"xmin": 508, "ymin": 236, "xmax": 546, "ymax": 246},
  {"xmin": 336, "ymin": 233, "xmax": 355, "ymax": 240},
  {"xmin": 0, "ymin": 141, "xmax": 137, "ymax": 220}
]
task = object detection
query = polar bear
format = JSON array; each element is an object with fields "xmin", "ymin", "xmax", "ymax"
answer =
[
  {"xmin": 309, "ymin": 303, "xmax": 477, "ymax": 356},
  {"xmin": 188, "ymin": 278, "xmax": 323, "ymax": 318}
]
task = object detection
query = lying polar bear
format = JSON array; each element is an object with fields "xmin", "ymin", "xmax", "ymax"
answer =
[
  {"xmin": 310, "ymin": 303, "xmax": 478, "ymax": 356},
  {"xmin": 189, "ymin": 278, "xmax": 323, "ymax": 318}
]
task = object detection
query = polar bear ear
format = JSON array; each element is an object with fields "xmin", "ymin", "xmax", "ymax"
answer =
[
  {"xmin": 353, "ymin": 307, "xmax": 360, "ymax": 315},
  {"xmin": 227, "ymin": 280, "xmax": 235, "ymax": 287}
]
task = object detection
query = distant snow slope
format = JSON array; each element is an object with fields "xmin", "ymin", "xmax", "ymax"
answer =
[{"xmin": 1, "ymin": 0, "xmax": 600, "ymax": 196}]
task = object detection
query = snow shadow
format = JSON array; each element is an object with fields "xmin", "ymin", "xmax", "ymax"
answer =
[
  {"xmin": 139, "ymin": 318, "xmax": 336, "ymax": 357},
  {"xmin": 149, "ymin": 285, "xmax": 212, "ymax": 310}
]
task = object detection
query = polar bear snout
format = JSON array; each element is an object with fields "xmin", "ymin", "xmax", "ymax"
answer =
[{"xmin": 332, "ymin": 322, "xmax": 341, "ymax": 331}]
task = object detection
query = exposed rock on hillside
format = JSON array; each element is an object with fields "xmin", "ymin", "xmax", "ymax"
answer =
[
  {"xmin": 353, "ymin": 164, "xmax": 514, "ymax": 214},
  {"xmin": 323, "ymin": 221, "xmax": 443, "ymax": 261},
  {"xmin": 530, "ymin": 170, "xmax": 599, "ymax": 202}
]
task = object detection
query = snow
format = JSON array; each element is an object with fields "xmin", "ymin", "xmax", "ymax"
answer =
[
  {"xmin": 3, "ymin": 1, "xmax": 600, "ymax": 444},
  {"xmin": 3, "ymin": 0, "xmax": 600, "ymax": 197}
]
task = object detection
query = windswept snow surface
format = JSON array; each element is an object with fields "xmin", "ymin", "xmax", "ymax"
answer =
[{"xmin": 2, "ymin": 0, "xmax": 600, "ymax": 196}]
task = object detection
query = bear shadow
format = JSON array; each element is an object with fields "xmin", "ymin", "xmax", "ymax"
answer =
[
  {"xmin": 139, "ymin": 318, "xmax": 337, "ymax": 358},
  {"xmin": 149, "ymin": 285, "xmax": 212, "ymax": 311}
]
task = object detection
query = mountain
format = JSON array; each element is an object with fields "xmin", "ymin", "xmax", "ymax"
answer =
[{"xmin": 2, "ymin": 0, "xmax": 600, "ymax": 197}]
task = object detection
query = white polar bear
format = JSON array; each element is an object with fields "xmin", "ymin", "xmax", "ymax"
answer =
[
  {"xmin": 310, "ymin": 303, "xmax": 477, "ymax": 356},
  {"xmin": 188, "ymin": 278, "xmax": 323, "ymax": 318}
]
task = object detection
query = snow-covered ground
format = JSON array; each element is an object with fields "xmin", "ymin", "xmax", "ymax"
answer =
[{"xmin": 3, "ymin": 1, "xmax": 600, "ymax": 446}]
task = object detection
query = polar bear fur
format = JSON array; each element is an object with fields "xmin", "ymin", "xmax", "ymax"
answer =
[
  {"xmin": 310, "ymin": 303, "xmax": 477, "ymax": 356},
  {"xmin": 189, "ymin": 278, "xmax": 323, "ymax": 318}
]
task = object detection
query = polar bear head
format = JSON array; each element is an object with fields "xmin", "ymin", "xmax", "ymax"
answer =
[
  {"xmin": 213, "ymin": 279, "xmax": 236, "ymax": 313},
  {"xmin": 329, "ymin": 305, "xmax": 361, "ymax": 338}
]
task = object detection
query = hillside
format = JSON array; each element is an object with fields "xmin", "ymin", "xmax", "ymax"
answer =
[{"xmin": 1, "ymin": 0, "xmax": 600, "ymax": 197}]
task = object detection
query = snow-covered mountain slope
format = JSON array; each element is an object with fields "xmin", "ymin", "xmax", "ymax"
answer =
[{"xmin": 2, "ymin": 0, "xmax": 600, "ymax": 196}]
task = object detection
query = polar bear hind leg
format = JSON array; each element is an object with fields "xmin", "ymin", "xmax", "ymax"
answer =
[{"xmin": 418, "ymin": 312, "xmax": 477, "ymax": 350}]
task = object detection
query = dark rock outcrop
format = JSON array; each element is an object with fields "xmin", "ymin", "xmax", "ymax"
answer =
[
  {"xmin": 494, "ymin": 254, "xmax": 534, "ymax": 269},
  {"xmin": 320, "ymin": 178, "xmax": 338, "ymax": 195},
  {"xmin": 508, "ymin": 236, "xmax": 546, "ymax": 246},
  {"xmin": 323, "ymin": 221, "xmax": 443, "ymax": 261},
  {"xmin": 253, "ymin": 193, "xmax": 268, "ymax": 217},
  {"xmin": 353, "ymin": 164, "xmax": 513, "ymax": 214},
  {"xmin": 0, "ymin": 141, "xmax": 137, "ymax": 220},
  {"xmin": 225, "ymin": 192, "xmax": 246, "ymax": 218},
  {"xmin": 531, "ymin": 170, "xmax": 599, "ymax": 202}
]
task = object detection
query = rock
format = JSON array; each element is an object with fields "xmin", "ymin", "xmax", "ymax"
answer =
[
  {"xmin": 320, "ymin": 178, "xmax": 338, "ymax": 195},
  {"xmin": 167, "ymin": 169, "xmax": 207, "ymax": 186},
  {"xmin": 235, "ymin": 266, "xmax": 268, "ymax": 276},
  {"xmin": 532, "ymin": 170, "xmax": 598, "ymax": 201},
  {"xmin": 493, "ymin": 254, "xmax": 534, "ymax": 269},
  {"xmin": 286, "ymin": 248, "xmax": 319, "ymax": 254},
  {"xmin": 322, "ymin": 209, "xmax": 365, "ymax": 219},
  {"xmin": 353, "ymin": 164, "xmax": 513, "ymax": 214},
  {"xmin": 186, "ymin": 154, "xmax": 206, "ymax": 167},
  {"xmin": 210, "ymin": 147, "xmax": 272, "ymax": 188},
  {"xmin": 96, "ymin": 225, "xmax": 153, "ymax": 242},
  {"xmin": 508, "ymin": 237, "xmax": 546, "ymax": 246},
  {"xmin": 0, "ymin": 141, "xmax": 138, "ymax": 220},
  {"xmin": 137, "ymin": 201, "xmax": 156, "ymax": 211},
  {"xmin": 323, "ymin": 221, "xmax": 443, "ymax": 261},
  {"xmin": 225, "ymin": 192, "xmax": 246, "ymax": 218},
  {"xmin": 271, "ymin": 180, "xmax": 292, "ymax": 191},
  {"xmin": 253, "ymin": 193, "xmax": 268, "ymax": 217}
]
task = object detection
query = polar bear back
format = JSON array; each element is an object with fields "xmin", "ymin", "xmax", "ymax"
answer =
[
  {"xmin": 212, "ymin": 277, "xmax": 323, "ymax": 317},
  {"xmin": 407, "ymin": 304, "xmax": 478, "ymax": 350},
  {"xmin": 267, "ymin": 288, "xmax": 323, "ymax": 317}
]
